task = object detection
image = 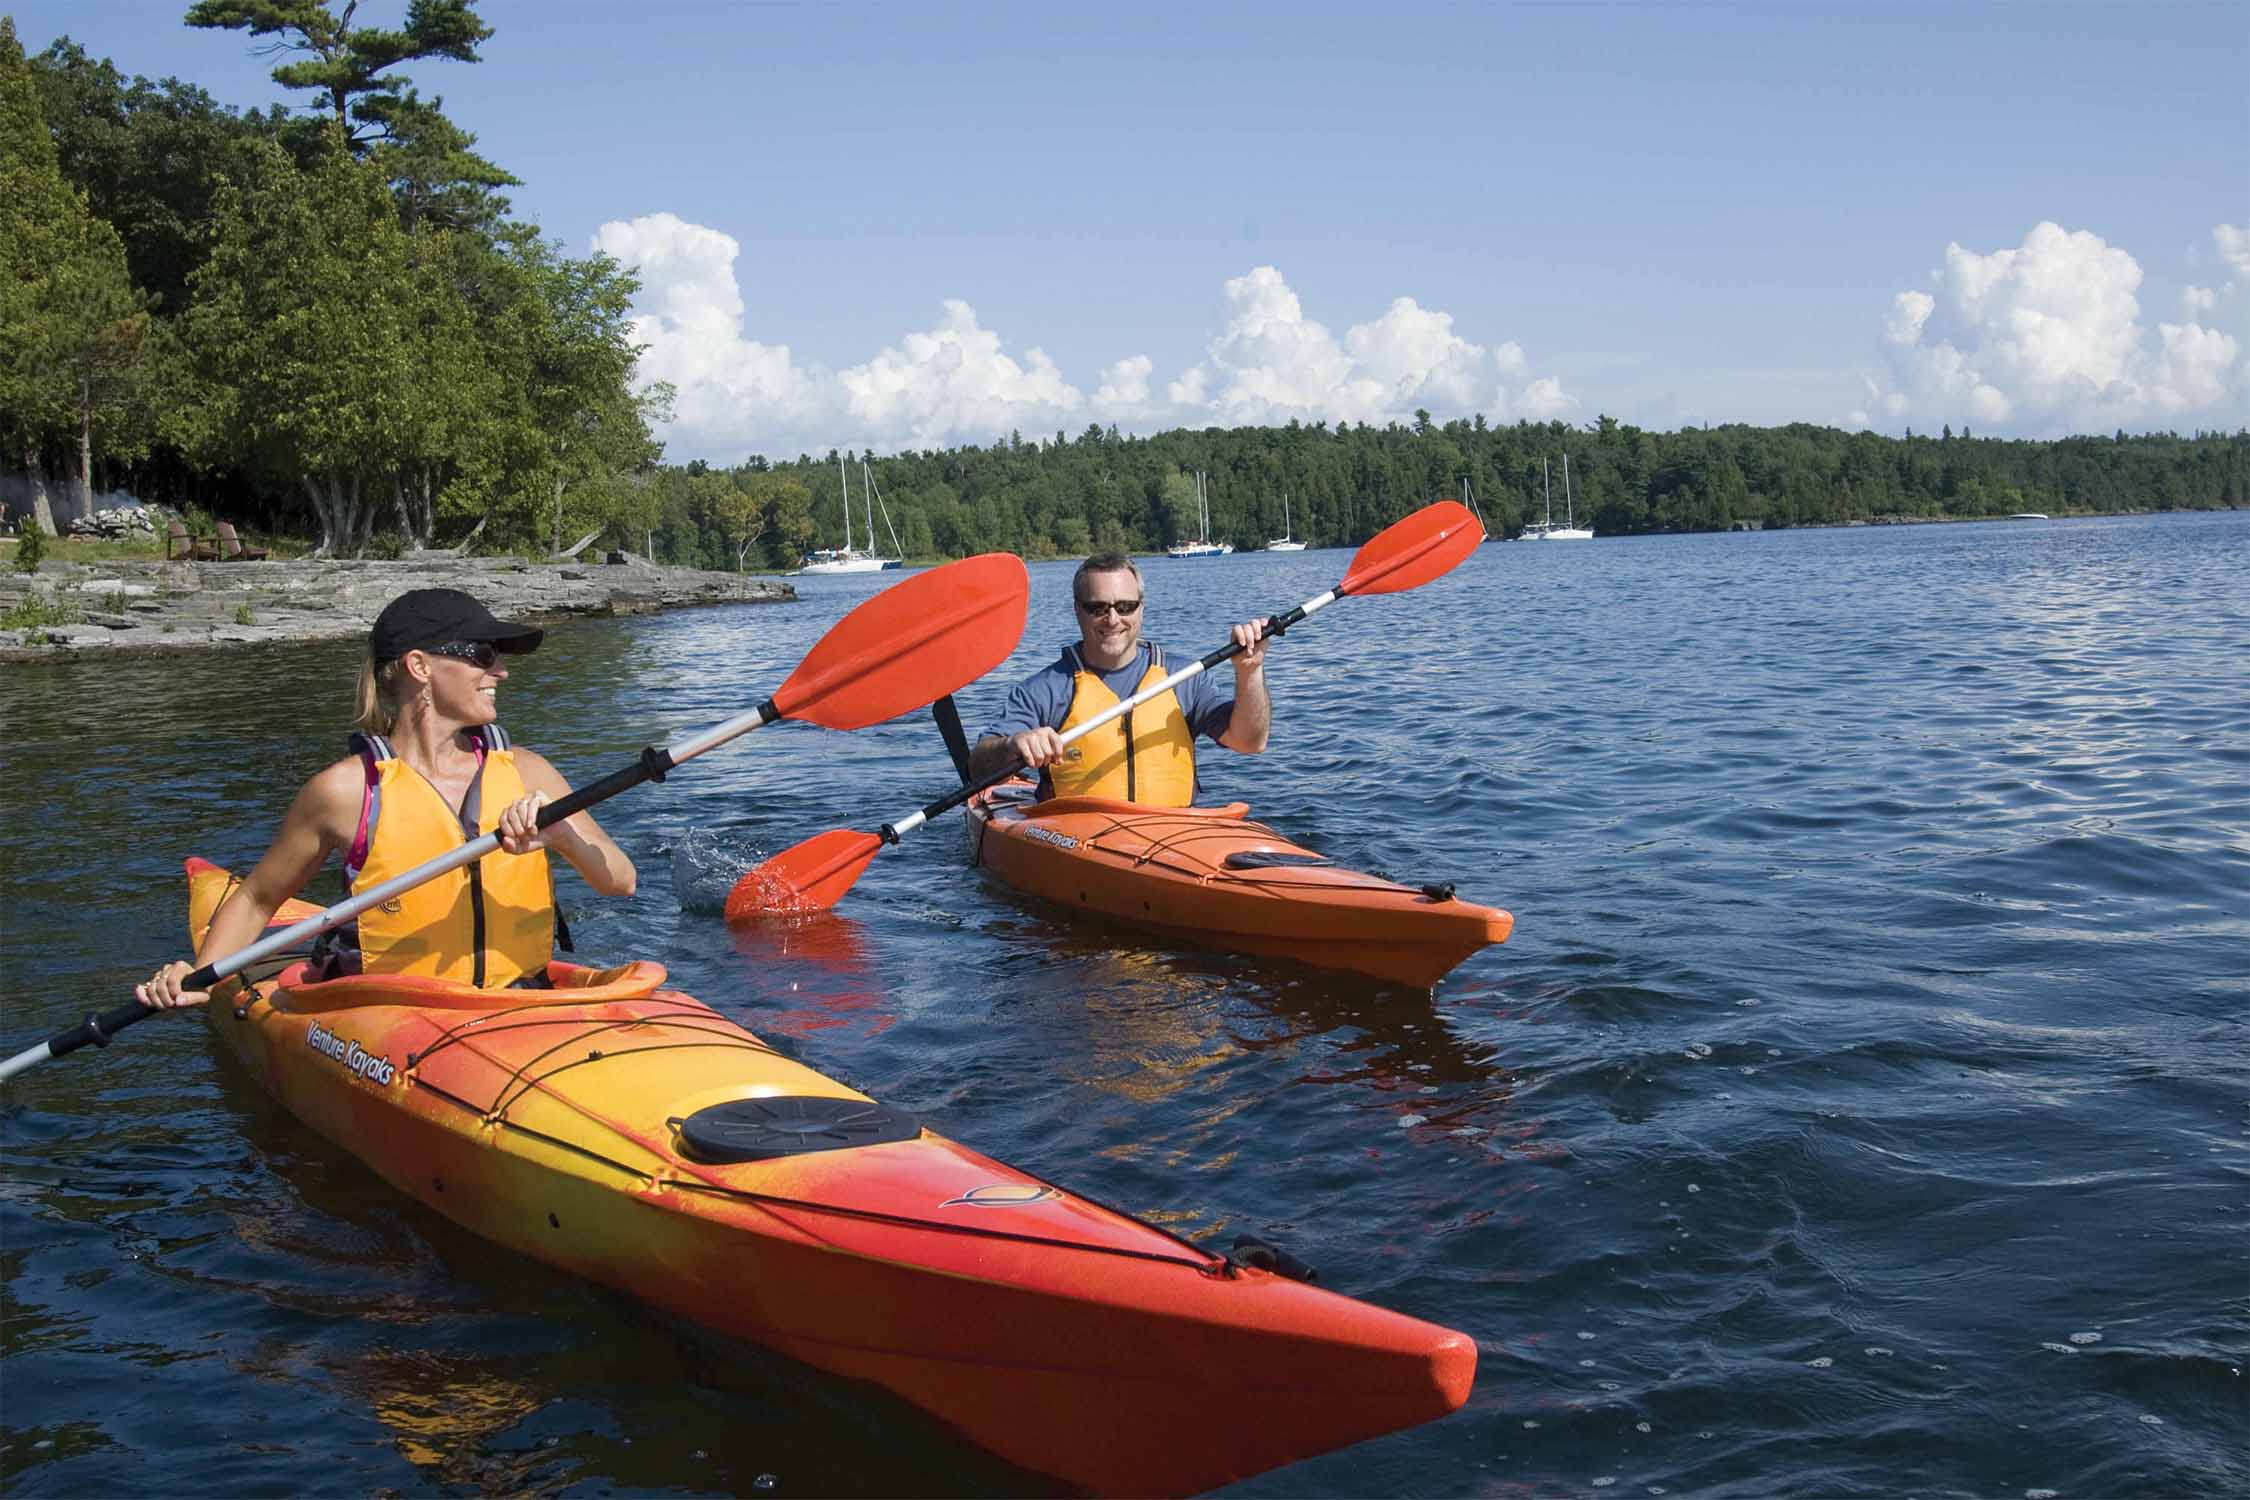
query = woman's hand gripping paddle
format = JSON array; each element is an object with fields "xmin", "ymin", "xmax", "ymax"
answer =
[
  {"xmin": 0, "ymin": 554, "xmax": 1030, "ymax": 1084},
  {"xmin": 729, "ymin": 501, "xmax": 1486, "ymax": 917}
]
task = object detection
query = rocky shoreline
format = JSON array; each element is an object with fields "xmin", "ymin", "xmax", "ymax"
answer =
[{"xmin": 0, "ymin": 554, "xmax": 796, "ymax": 664}]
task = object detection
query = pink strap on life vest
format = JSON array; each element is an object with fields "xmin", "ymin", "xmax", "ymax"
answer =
[{"xmin": 344, "ymin": 729, "xmax": 489, "ymax": 884}]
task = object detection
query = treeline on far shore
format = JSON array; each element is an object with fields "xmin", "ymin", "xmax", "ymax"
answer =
[{"xmin": 631, "ymin": 421, "xmax": 2245, "ymax": 572}]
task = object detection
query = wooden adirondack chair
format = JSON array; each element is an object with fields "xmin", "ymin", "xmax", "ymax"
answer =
[
  {"xmin": 215, "ymin": 521, "xmax": 270, "ymax": 561},
  {"xmin": 165, "ymin": 519, "xmax": 218, "ymax": 561}
]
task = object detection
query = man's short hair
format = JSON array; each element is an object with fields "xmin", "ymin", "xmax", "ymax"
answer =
[{"xmin": 1072, "ymin": 551, "xmax": 1142, "ymax": 603}]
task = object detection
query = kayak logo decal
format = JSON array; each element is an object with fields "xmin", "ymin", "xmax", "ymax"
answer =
[
  {"xmin": 943, "ymin": 1183, "xmax": 1061, "ymax": 1208},
  {"xmin": 306, "ymin": 1020, "xmax": 397, "ymax": 1086},
  {"xmin": 1021, "ymin": 826, "xmax": 1079, "ymax": 850}
]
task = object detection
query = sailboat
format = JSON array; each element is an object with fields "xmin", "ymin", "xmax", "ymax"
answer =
[
  {"xmin": 1265, "ymin": 491, "xmax": 1306, "ymax": 551},
  {"xmin": 1460, "ymin": 476, "xmax": 1494, "ymax": 542},
  {"xmin": 1168, "ymin": 470, "xmax": 1234, "ymax": 558},
  {"xmin": 798, "ymin": 454, "xmax": 903, "ymax": 573},
  {"xmin": 1521, "ymin": 455, "xmax": 1595, "ymax": 542}
]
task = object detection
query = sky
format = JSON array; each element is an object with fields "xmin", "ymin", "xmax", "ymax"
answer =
[{"xmin": 14, "ymin": 0, "xmax": 2249, "ymax": 463}]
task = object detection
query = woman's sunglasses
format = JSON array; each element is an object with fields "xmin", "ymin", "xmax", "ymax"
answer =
[
  {"xmin": 1076, "ymin": 597, "xmax": 1142, "ymax": 618},
  {"xmin": 424, "ymin": 640, "xmax": 501, "ymax": 669}
]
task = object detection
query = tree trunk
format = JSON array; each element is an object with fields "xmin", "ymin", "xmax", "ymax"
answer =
[
  {"xmin": 350, "ymin": 471, "xmax": 378, "ymax": 556},
  {"xmin": 78, "ymin": 378, "xmax": 95, "ymax": 518},
  {"xmin": 552, "ymin": 477, "xmax": 565, "ymax": 557},
  {"xmin": 304, "ymin": 472, "xmax": 378, "ymax": 557},
  {"xmin": 396, "ymin": 467, "xmax": 436, "ymax": 551},
  {"xmin": 303, "ymin": 475, "xmax": 338, "ymax": 556},
  {"xmin": 23, "ymin": 447, "xmax": 58, "ymax": 536}
]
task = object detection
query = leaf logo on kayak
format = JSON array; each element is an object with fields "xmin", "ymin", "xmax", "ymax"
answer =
[{"xmin": 942, "ymin": 1183, "xmax": 1061, "ymax": 1208}]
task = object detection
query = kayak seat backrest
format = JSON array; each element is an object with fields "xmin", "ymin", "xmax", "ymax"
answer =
[
  {"xmin": 271, "ymin": 958, "xmax": 669, "ymax": 1013},
  {"xmin": 1220, "ymin": 850, "xmax": 1334, "ymax": 871}
]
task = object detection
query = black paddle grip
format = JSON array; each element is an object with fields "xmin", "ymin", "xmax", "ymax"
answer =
[
  {"xmin": 916, "ymin": 763, "xmax": 1013, "ymax": 826},
  {"xmin": 48, "ymin": 1000, "xmax": 157, "ymax": 1060},
  {"xmin": 1192, "ymin": 610, "xmax": 1293, "ymax": 674}
]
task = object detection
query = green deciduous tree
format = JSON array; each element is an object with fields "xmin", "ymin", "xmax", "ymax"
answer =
[
  {"xmin": 2, "ymin": 19, "xmax": 161, "ymax": 530},
  {"xmin": 185, "ymin": 129, "xmax": 421, "ymax": 553},
  {"xmin": 472, "ymin": 231, "xmax": 667, "ymax": 555}
]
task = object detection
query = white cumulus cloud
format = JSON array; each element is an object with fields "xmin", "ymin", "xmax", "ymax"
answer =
[
  {"xmin": 595, "ymin": 219, "xmax": 1572, "ymax": 457},
  {"xmin": 1173, "ymin": 266, "xmax": 1572, "ymax": 429},
  {"xmin": 592, "ymin": 213, "xmax": 826, "ymax": 457},
  {"xmin": 1093, "ymin": 354, "xmax": 1154, "ymax": 412},
  {"xmin": 1857, "ymin": 220, "xmax": 2243, "ymax": 434},
  {"xmin": 2216, "ymin": 223, "xmax": 2250, "ymax": 280},
  {"xmin": 1501, "ymin": 376, "xmax": 1578, "ymax": 423},
  {"xmin": 838, "ymin": 300, "xmax": 1085, "ymax": 450}
]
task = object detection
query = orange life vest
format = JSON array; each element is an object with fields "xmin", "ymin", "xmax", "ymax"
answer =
[
  {"xmin": 1048, "ymin": 647, "xmax": 1198, "ymax": 806},
  {"xmin": 344, "ymin": 725, "xmax": 555, "ymax": 988}
]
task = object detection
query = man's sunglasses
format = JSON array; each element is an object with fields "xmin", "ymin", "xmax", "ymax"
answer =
[
  {"xmin": 424, "ymin": 640, "xmax": 501, "ymax": 669},
  {"xmin": 1076, "ymin": 597, "xmax": 1142, "ymax": 618}
]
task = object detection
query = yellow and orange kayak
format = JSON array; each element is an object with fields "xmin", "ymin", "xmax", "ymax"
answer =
[
  {"xmin": 186, "ymin": 858, "xmax": 1472, "ymax": 1495},
  {"xmin": 964, "ymin": 783, "xmax": 1514, "ymax": 987}
]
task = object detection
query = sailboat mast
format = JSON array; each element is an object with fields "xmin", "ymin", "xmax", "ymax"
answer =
[
  {"xmin": 1563, "ymin": 453, "xmax": 1573, "ymax": 529},
  {"xmin": 1543, "ymin": 459, "xmax": 1553, "ymax": 525},
  {"xmin": 837, "ymin": 454, "xmax": 851, "ymax": 551}
]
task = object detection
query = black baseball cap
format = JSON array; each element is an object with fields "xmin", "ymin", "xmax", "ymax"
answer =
[{"xmin": 370, "ymin": 588, "xmax": 543, "ymax": 661}]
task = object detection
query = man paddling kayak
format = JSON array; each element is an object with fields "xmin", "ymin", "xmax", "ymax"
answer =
[
  {"xmin": 136, "ymin": 588, "xmax": 636, "ymax": 1009},
  {"xmin": 967, "ymin": 551, "xmax": 1271, "ymax": 803}
]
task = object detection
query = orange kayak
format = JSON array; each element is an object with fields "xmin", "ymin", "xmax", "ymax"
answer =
[
  {"xmin": 964, "ymin": 782, "xmax": 1514, "ymax": 987},
  {"xmin": 186, "ymin": 858, "xmax": 1472, "ymax": 1494}
]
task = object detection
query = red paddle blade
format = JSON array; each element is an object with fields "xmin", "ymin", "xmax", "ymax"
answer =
[
  {"xmin": 726, "ymin": 829, "xmax": 882, "ymax": 919},
  {"xmin": 773, "ymin": 553, "xmax": 1029, "ymax": 730},
  {"xmin": 1337, "ymin": 501, "xmax": 1484, "ymax": 597}
]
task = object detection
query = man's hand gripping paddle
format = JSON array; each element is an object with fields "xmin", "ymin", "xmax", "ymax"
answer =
[
  {"xmin": 0, "ymin": 554, "xmax": 1030, "ymax": 1084},
  {"xmin": 728, "ymin": 501, "xmax": 1485, "ymax": 918}
]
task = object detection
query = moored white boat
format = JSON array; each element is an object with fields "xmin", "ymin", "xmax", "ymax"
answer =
[
  {"xmin": 797, "ymin": 549, "xmax": 893, "ymax": 574},
  {"xmin": 1521, "ymin": 455, "xmax": 1595, "ymax": 541},
  {"xmin": 798, "ymin": 454, "xmax": 903, "ymax": 574},
  {"xmin": 1171, "ymin": 470, "xmax": 1235, "ymax": 558},
  {"xmin": 1265, "ymin": 491, "xmax": 1307, "ymax": 551}
]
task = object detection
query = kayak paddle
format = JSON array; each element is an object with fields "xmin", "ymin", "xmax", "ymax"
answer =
[
  {"xmin": 0, "ymin": 553, "xmax": 1030, "ymax": 1084},
  {"xmin": 728, "ymin": 500, "xmax": 1485, "ymax": 917}
]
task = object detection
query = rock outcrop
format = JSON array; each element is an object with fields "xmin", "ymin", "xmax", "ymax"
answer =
[{"xmin": 0, "ymin": 554, "xmax": 795, "ymax": 663}]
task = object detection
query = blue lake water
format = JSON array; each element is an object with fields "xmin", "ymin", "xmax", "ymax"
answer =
[{"xmin": 3, "ymin": 511, "xmax": 2245, "ymax": 1496}]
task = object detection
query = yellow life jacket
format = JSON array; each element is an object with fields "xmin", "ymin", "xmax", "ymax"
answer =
[
  {"xmin": 344, "ymin": 726, "xmax": 555, "ymax": 988},
  {"xmin": 1049, "ymin": 646, "xmax": 1197, "ymax": 806}
]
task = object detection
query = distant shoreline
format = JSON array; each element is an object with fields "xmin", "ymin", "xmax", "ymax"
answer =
[
  {"xmin": 0, "ymin": 555, "xmax": 795, "ymax": 665},
  {"xmin": 1498, "ymin": 507, "xmax": 2225, "ymax": 538}
]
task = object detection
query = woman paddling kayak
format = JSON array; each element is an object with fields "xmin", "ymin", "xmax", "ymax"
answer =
[{"xmin": 136, "ymin": 588, "xmax": 636, "ymax": 1009}]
